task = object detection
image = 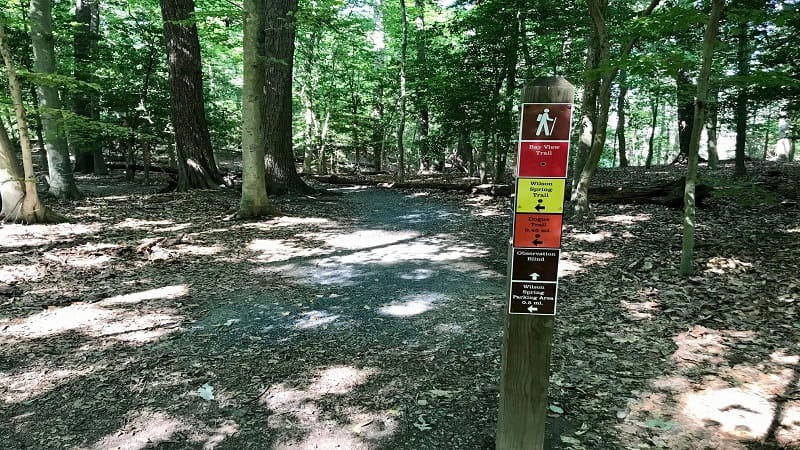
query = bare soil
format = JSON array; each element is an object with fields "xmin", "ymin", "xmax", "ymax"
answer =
[{"xmin": 1, "ymin": 161, "xmax": 799, "ymax": 449}]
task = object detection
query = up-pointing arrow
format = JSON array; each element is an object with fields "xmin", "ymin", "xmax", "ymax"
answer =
[{"xmin": 529, "ymin": 272, "xmax": 540, "ymax": 280}]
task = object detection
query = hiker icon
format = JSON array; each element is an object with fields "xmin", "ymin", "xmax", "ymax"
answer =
[{"xmin": 536, "ymin": 108, "xmax": 556, "ymax": 136}]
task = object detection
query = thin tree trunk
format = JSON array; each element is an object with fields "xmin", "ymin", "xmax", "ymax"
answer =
[
  {"xmin": 73, "ymin": 0, "xmax": 104, "ymax": 174},
  {"xmin": 397, "ymin": 0, "xmax": 408, "ymax": 182},
  {"xmin": 0, "ymin": 121, "xmax": 25, "ymax": 219},
  {"xmin": 616, "ymin": 71, "xmax": 629, "ymax": 167},
  {"xmin": 706, "ymin": 84, "xmax": 719, "ymax": 169},
  {"xmin": 645, "ymin": 95, "xmax": 658, "ymax": 168},
  {"xmin": 762, "ymin": 108, "xmax": 771, "ymax": 160},
  {"xmin": 415, "ymin": 0, "xmax": 429, "ymax": 166},
  {"xmin": 733, "ymin": 20, "xmax": 749, "ymax": 178},
  {"xmin": 160, "ymin": 0, "xmax": 224, "ymax": 190},
  {"xmin": 674, "ymin": 70, "xmax": 695, "ymax": 164},
  {"xmin": 680, "ymin": 0, "xmax": 724, "ymax": 276},
  {"xmin": 30, "ymin": 0, "xmax": 81, "ymax": 199}
]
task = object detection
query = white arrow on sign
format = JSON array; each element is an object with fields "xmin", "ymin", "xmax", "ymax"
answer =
[
  {"xmin": 529, "ymin": 272, "xmax": 541, "ymax": 280},
  {"xmin": 527, "ymin": 305, "xmax": 536, "ymax": 313}
]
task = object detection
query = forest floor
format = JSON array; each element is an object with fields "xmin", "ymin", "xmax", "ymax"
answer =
[{"xmin": 1, "ymin": 161, "xmax": 799, "ymax": 450}]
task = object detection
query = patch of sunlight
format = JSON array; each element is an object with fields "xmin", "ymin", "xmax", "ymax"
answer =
[
  {"xmin": 310, "ymin": 366, "xmax": 377, "ymax": 396},
  {"xmin": 264, "ymin": 366, "xmax": 392, "ymax": 449},
  {"xmin": 0, "ymin": 367, "xmax": 95, "ymax": 403},
  {"xmin": 89, "ymin": 411, "xmax": 184, "ymax": 450},
  {"xmin": 558, "ymin": 251, "xmax": 615, "ymax": 277},
  {"xmin": 294, "ymin": 310, "xmax": 340, "ymax": 329},
  {"xmin": 247, "ymin": 239, "xmax": 328, "ymax": 262},
  {"xmin": 334, "ymin": 238, "xmax": 487, "ymax": 265},
  {"xmin": 672, "ymin": 326, "xmax": 740, "ymax": 367},
  {"xmin": 399, "ymin": 268, "xmax": 434, "ymax": 280},
  {"xmin": 406, "ymin": 192, "xmax": 430, "ymax": 198},
  {"xmin": 378, "ymin": 292, "xmax": 447, "ymax": 317},
  {"xmin": 0, "ymin": 286, "xmax": 186, "ymax": 344},
  {"xmin": 196, "ymin": 420, "xmax": 239, "ymax": 450},
  {"xmin": 704, "ymin": 256, "xmax": 753, "ymax": 274},
  {"xmin": 570, "ymin": 231, "xmax": 613, "ymax": 242},
  {"xmin": 0, "ymin": 223, "xmax": 102, "ymax": 248},
  {"xmin": 596, "ymin": 213, "xmax": 652, "ymax": 225},
  {"xmin": 170, "ymin": 244, "xmax": 225, "ymax": 256},
  {"xmin": 0, "ymin": 264, "xmax": 44, "ymax": 284},
  {"xmin": 113, "ymin": 218, "xmax": 175, "ymax": 230},
  {"xmin": 621, "ymin": 299, "xmax": 660, "ymax": 320},
  {"xmin": 238, "ymin": 216, "xmax": 332, "ymax": 231},
  {"xmin": 683, "ymin": 388, "xmax": 774, "ymax": 439},
  {"xmin": 100, "ymin": 285, "xmax": 189, "ymax": 305},
  {"xmin": 787, "ymin": 227, "xmax": 800, "ymax": 233},
  {"xmin": 44, "ymin": 243, "xmax": 118, "ymax": 269},
  {"xmin": 315, "ymin": 229, "xmax": 420, "ymax": 250}
]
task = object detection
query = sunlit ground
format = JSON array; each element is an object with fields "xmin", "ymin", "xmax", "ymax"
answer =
[{"xmin": 619, "ymin": 326, "xmax": 800, "ymax": 448}]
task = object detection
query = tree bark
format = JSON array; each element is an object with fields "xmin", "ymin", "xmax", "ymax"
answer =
[
  {"xmin": 263, "ymin": 0, "xmax": 313, "ymax": 194},
  {"xmin": 680, "ymin": 0, "xmax": 724, "ymax": 276},
  {"xmin": 30, "ymin": 0, "xmax": 81, "ymax": 199},
  {"xmin": 237, "ymin": 0, "xmax": 277, "ymax": 218},
  {"xmin": 160, "ymin": 0, "xmax": 224, "ymax": 191}
]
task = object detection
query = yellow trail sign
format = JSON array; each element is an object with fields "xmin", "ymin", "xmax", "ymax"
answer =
[{"xmin": 515, "ymin": 178, "xmax": 566, "ymax": 214}]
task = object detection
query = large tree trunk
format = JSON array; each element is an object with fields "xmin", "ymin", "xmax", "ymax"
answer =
[
  {"xmin": 681, "ymin": 0, "xmax": 724, "ymax": 275},
  {"xmin": 494, "ymin": 0, "xmax": 521, "ymax": 184},
  {"xmin": 572, "ymin": 8, "xmax": 601, "ymax": 188},
  {"xmin": 0, "ymin": 23, "xmax": 59, "ymax": 223},
  {"xmin": 371, "ymin": 0, "xmax": 385, "ymax": 172},
  {"xmin": 237, "ymin": 0, "xmax": 276, "ymax": 219},
  {"xmin": 263, "ymin": 0, "xmax": 313, "ymax": 194},
  {"xmin": 160, "ymin": 0, "xmax": 224, "ymax": 191},
  {"xmin": 616, "ymin": 70, "xmax": 629, "ymax": 167},
  {"xmin": 72, "ymin": 0, "xmax": 106, "ymax": 175},
  {"xmin": 30, "ymin": 0, "xmax": 81, "ymax": 199}
]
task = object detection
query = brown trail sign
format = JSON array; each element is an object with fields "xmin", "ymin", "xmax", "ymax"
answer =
[{"xmin": 497, "ymin": 77, "xmax": 574, "ymax": 450}]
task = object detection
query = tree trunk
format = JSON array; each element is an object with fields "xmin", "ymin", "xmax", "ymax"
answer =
[
  {"xmin": 674, "ymin": 70, "xmax": 694, "ymax": 164},
  {"xmin": 616, "ymin": 71, "xmax": 629, "ymax": 167},
  {"xmin": 160, "ymin": 0, "xmax": 224, "ymax": 191},
  {"xmin": 572, "ymin": 8, "xmax": 601, "ymax": 188},
  {"xmin": 237, "ymin": 0, "xmax": 276, "ymax": 219},
  {"xmin": 72, "ymin": 0, "xmax": 105, "ymax": 175},
  {"xmin": 263, "ymin": 0, "xmax": 313, "ymax": 194},
  {"xmin": 371, "ymin": 0, "xmax": 385, "ymax": 172},
  {"xmin": 733, "ymin": 20, "xmax": 749, "ymax": 178},
  {"xmin": 397, "ymin": 0, "xmax": 408, "ymax": 182},
  {"xmin": 568, "ymin": 0, "xmax": 661, "ymax": 222},
  {"xmin": 415, "ymin": 0, "xmax": 429, "ymax": 167},
  {"xmin": 30, "ymin": 0, "xmax": 81, "ymax": 199},
  {"xmin": 680, "ymin": 0, "xmax": 724, "ymax": 276},
  {"xmin": 495, "ymin": 0, "xmax": 522, "ymax": 184},
  {"xmin": 645, "ymin": 94, "xmax": 658, "ymax": 169},
  {"xmin": 706, "ymin": 84, "xmax": 719, "ymax": 169},
  {"xmin": 0, "ymin": 122, "xmax": 25, "ymax": 220},
  {"xmin": 0, "ymin": 23, "xmax": 59, "ymax": 223}
]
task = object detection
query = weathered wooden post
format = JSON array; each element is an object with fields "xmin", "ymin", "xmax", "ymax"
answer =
[{"xmin": 497, "ymin": 77, "xmax": 574, "ymax": 449}]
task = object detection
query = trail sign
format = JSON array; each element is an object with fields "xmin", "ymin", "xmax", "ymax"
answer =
[
  {"xmin": 518, "ymin": 141, "xmax": 569, "ymax": 178},
  {"xmin": 515, "ymin": 178, "xmax": 566, "ymax": 214},
  {"xmin": 497, "ymin": 77, "xmax": 574, "ymax": 450},
  {"xmin": 512, "ymin": 214, "xmax": 562, "ymax": 248}
]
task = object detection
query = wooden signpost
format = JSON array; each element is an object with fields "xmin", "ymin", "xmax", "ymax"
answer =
[{"xmin": 497, "ymin": 77, "xmax": 574, "ymax": 450}]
